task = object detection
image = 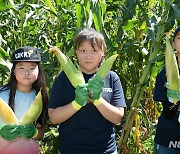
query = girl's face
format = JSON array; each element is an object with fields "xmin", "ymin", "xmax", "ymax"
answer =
[
  {"xmin": 14, "ymin": 62, "xmax": 39, "ymax": 91},
  {"xmin": 173, "ymin": 31, "xmax": 180, "ymax": 54},
  {"xmin": 76, "ymin": 40, "xmax": 104, "ymax": 74}
]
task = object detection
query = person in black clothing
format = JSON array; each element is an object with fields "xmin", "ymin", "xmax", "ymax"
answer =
[
  {"xmin": 153, "ymin": 25, "xmax": 180, "ymax": 154},
  {"xmin": 48, "ymin": 28, "xmax": 126, "ymax": 154}
]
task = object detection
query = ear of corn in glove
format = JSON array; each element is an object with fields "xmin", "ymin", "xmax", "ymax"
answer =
[
  {"xmin": 50, "ymin": 46, "xmax": 118, "ymax": 106},
  {"xmin": 0, "ymin": 92, "xmax": 42, "ymax": 140},
  {"xmin": 165, "ymin": 36, "xmax": 180, "ymax": 105},
  {"xmin": 0, "ymin": 124, "xmax": 38, "ymax": 140},
  {"xmin": 88, "ymin": 54, "xmax": 118, "ymax": 105}
]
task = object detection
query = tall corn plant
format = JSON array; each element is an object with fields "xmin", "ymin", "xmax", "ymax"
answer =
[{"xmin": 0, "ymin": 47, "xmax": 12, "ymax": 85}]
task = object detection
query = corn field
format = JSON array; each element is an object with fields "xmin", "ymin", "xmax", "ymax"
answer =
[{"xmin": 0, "ymin": 0, "xmax": 180, "ymax": 153}]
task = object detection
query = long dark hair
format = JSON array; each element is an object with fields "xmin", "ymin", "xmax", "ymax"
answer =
[{"xmin": 0, "ymin": 61, "xmax": 48, "ymax": 127}]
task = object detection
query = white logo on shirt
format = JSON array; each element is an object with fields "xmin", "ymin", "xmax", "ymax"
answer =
[{"xmin": 103, "ymin": 88, "xmax": 112, "ymax": 92}]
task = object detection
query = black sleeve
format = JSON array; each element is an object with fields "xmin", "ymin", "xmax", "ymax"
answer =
[
  {"xmin": 161, "ymin": 101, "xmax": 179, "ymax": 119},
  {"xmin": 153, "ymin": 68, "xmax": 168, "ymax": 102}
]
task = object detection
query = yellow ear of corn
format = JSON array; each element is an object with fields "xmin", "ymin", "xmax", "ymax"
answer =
[
  {"xmin": 0, "ymin": 98, "xmax": 18, "ymax": 124},
  {"xmin": 21, "ymin": 91, "xmax": 42, "ymax": 125},
  {"xmin": 96, "ymin": 54, "xmax": 119, "ymax": 78},
  {"xmin": 165, "ymin": 36, "xmax": 180, "ymax": 104},
  {"xmin": 50, "ymin": 46, "xmax": 85, "ymax": 88}
]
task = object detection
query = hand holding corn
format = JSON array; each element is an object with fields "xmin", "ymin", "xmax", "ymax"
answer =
[
  {"xmin": 49, "ymin": 46, "xmax": 119, "ymax": 108},
  {"xmin": 88, "ymin": 75, "xmax": 104, "ymax": 101},
  {"xmin": 0, "ymin": 92, "xmax": 41, "ymax": 140},
  {"xmin": 20, "ymin": 124, "xmax": 38, "ymax": 139},
  {"xmin": 0, "ymin": 123, "xmax": 37, "ymax": 140},
  {"xmin": 73, "ymin": 84, "xmax": 89, "ymax": 109},
  {"xmin": 0, "ymin": 124, "xmax": 19, "ymax": 140},
  {"xmin": 166, "ymin": 84, "xmax": 180, "ymax": 102}
]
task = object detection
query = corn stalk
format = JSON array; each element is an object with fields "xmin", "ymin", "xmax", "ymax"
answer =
[{"xmin": 118, "ymin": 7, "xmax": 168, "ymax": 153}]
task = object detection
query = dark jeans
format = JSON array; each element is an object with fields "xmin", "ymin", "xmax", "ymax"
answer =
[
  {"xmin": 154, "ymin": 143, "xmax": 180, "ymax": 154},
  {"xmin": 58, "ymin": 149, "xmax": 117, "ymax": 154}
]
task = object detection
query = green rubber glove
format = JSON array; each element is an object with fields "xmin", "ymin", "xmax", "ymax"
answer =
[
  {"xmin": 167, "ymin": 89, "xmax": 180, "ymax": 99},
  {"xmin": 88, "ymin": 75, "xmax": 104, "ymax": 100},
  {"xmin": 20, "ymin": 124, "xmax": 38, "ymax": 139},
  {"xmin": 0, "ymin": 124, "xmax": 20, "ymax": 141},
  {"xmin": 165, "ymin": 82, "xmax": 180, "ymax": 103},
  {"xmin": 75, "ymin": 84, "xmax": 89, "ymax": 106}
]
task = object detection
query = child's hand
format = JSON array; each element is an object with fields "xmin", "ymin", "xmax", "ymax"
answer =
[
  {"xmin": 167, "ymin": 88, "xmax": 180, "ymax": 102},
  {"xmin": 165, "ymin": 82, "xmax": 180, "ymax": 103},
  {"xmin": 0, "ymin": 124, "xmax": 19, "ymax": 140},
  {"xmin": 20, "ymin": 124, "xmax": 38, "ymax": 139},
  {"xmin": 75, "ymin": 84, "xmax": 89, "ymax": 106},
  {"xmin": 88, "ymin": 75, "xmax": 104, "ymax": 100}
]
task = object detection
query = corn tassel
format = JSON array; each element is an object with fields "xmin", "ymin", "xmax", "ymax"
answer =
[
  {"xmin": 96, "ymin": 54, "xmax": 119, "ymax": 78},
  {"xmin": 0, "ymin": 98, "xmax": 18, "ymax": 124},
  {"xmin": 50, "ymin": 46, "xmax": 85, "ymax": 88},
  {"xmin": 165, "ymin": 36, "xmax": 180, "ymax": 104},
  {"xmin": 21, "ymin": 91, "xmax": 42, "ymax": 125}
]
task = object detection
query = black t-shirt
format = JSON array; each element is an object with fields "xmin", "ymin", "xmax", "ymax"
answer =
[
  {"xmin": 153, "ymin": 67, "xmax": 180, "ymax": 149},
  {"xmin": 49, "ymin": 71, "xmax": 126, "ymax": 154}
]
